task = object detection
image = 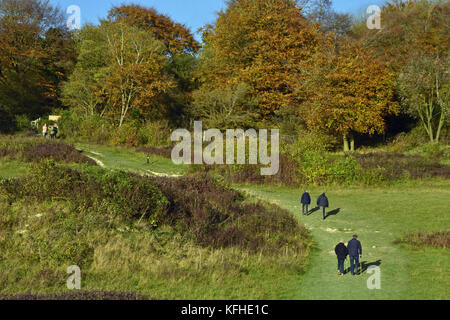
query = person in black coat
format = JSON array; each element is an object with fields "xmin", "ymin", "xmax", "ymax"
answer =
[
  {"xmin": 347, "ymin": 235, "xmax": 363, "ymax": 275},
  {"xmin": 335, "ymin": 240, "xmax": 348, "ymax": 275},
  {"xmin": 300, "ymin": 191, "xmax": 311, "ymax": 215},
  {"xmin": 317, "ymin": 192, "xmax": 329, "ymax": 220}
]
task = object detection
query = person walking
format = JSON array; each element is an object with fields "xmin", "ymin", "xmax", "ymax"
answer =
[
  {"xmin": 317, "ymin": 192, "xmax": 329, "ymax": 220},
  {"xmin": 347, "ymin": 234, "xmax": 363, "ymax": 275},
  {"xmin": 52, "ymin": 123, "xmax": 58, "ymax": 139},
  {"xmin": 335, "ymin": 240, "xmax": 348, "ymax": 275},
  {"xmin": 300, "ymin": 190, "xmax": 311, "ymax": 215},
  {"xmin": 42, "ymin": 123, "xmax": 48, "ymax": 138}
]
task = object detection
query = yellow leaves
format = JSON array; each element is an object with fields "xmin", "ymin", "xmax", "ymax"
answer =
[
  {"xmin": 108, "ymin": 4, "xmax": 200, "ymax": 55},
  {"xmin": 301, "ymin": 37, "xmax": 399, "ymax": 136},
  {"xmin": 199, "ymin": 0, "xmax": 321, "ymax": 118}
]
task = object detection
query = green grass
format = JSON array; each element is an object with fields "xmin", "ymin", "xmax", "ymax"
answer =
[
  {"xmin": 0, "ymin": 193, "xmax": 310, "ymax": 300},
  {"xmin": 1, "ymin": 142, "xmax": 449, "ymax": 299},
  {"xmin": 74, "ymin": 144, "xmax": 450, "ymax": 299},
  {"xmin": 236, "ymin": 184, "xmax": 450, "ymax": 299},
  {"xmin": 0, "ymin": 159, "xmax": 31, "ymax": 178},
  {"xmin": 0, "ymin": 145, "xmax": 311, "ymax": 299},
  {"xmin": 74, "ymin": 143, "xmax": 186, "ymax": 176}
]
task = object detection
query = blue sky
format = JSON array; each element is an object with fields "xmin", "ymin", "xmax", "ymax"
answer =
[{"xmin": 51, "ymin": 0, "xmax": 387, "ymax": 39}]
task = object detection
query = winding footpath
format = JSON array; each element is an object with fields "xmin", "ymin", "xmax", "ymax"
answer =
[{"xmin": 78, "ymin": 144, "xmax": 449, "ymax": 300}]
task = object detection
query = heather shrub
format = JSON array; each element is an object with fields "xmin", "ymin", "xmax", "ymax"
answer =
[
  {"xmin": 195, "ymin": 149, "xmax": 450, "ymax": 187},
  {"xmin": 0, "ymin": 195, "xmax": 311, "ymax": 299},
  {"xmin": 0, "ymin": 136, "xmax": 96, "ymax": 165},
  {"xmin": 190, "ymin": 153, "xmax": 302, "ymax": 187},
  {"xmin": 353, "ymin": 153, "xmax": 450, "ymax": 180},
  {"xmin": 2, "ymin": 160, "xmax": 169, "ymax": 225},
  {"xmin": 23, "ymin": 142, "xmax": 96, "ymax": 164},
  {"xmin": 0, "ymin": 291, "xmax": 147, "ymax": 300},
  {"xmin": 154, "ymin": 174, "xmax": 311, "ymax": 254},
  {"xmin": 1, "ymin": 161, "xmax": 309, "ymax": 255},
  {"xmin": 394, "ymin": 231, "xmax": 450, "ymax": 248}
]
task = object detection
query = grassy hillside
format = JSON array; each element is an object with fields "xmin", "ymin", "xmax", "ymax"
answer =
[
  {"xmin": 0, "ymin": 140, "xmax": 313, "ymax": 299},
  {"xmin": 0, "ymin": 137, "xmax": 448, "ymax": 300}
]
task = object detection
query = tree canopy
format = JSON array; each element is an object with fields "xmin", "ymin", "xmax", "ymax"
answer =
[
  {"xmin": 108, "ymin": 4, "xmax": 201, "ymax": 56},
  {"xmin": 0, "ymin": 0, "xmax": 76, "ymax": 125}
]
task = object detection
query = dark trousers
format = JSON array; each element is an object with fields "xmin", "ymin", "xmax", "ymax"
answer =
[
  {"xmin": 337, "ymin": 258, "xmax": 345, "ymax": 274},
  {"xmin": 302, "ymin": 204, "xmax": 309, "ymax": 215},
  {"xmin": 322, "ymin": 207, "xmax": 326, "ymax": 219},
  {"xmin": 349, "ymin": 255, "xmax": 360, "ymax": 275}
]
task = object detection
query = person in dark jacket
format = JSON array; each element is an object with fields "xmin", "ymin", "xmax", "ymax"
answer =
[
  {"xmin": 300, "ymin": 191, "xmax": 311, "ymax": 215},
  {"xmin": 335, "ymin": 240, "xmax": 348, "ymax": 275},
  {"xmin": 52, "ymin": 123, "xmax": 58, "ymax": 139},
  {"xmin": 347, "ymin": 235, "xmax": 362, "ymax": 275},
  {"xmin": 317, "ymin": 192, "xmax": 329, "ymax": 220}
]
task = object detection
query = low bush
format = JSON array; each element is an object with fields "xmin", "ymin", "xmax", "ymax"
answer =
[
  {"xmin": 353, "ymin": 152, "xmax": 450, "ymax": 180},
  {"xmin": 59, "ymin": 111, "xmax": 173, "ymax": 148},
  {"xmin": 0, "ymin": 136, "xmax": 96, "ymax": 165},
  {"xmin": 394, "ymin": 231, "xmax": 450, "ymax": 248},
  {"xmin": 58, "ymin": 112, "xmax": 112, "ymax": 145},
  {"xmin": 0, "ymin": 197, "xmax": 311, "ymax": 299},
  {"xmin": 193, "ymin": 148, "xmax": 450, "ymax": 187},
  {"xmin": 1, "ymin": 160, "xmax": 169, "ymax": 226},
  {"xmin": 136, "ymin": 120, "xmax": 172, "ymax": 147},
  {"xmin": 0, "ymin": 291, "xmax": 147, "ymax": 300},
  {"xmin": 154, "ymin": 173, "xmax": 311, "ymax": 254},
  {"xmin": 388, "ymin": 126, "xmax": 428, "ymax": 153},
  {"xmin": 136, "ymin": 146, "xmax": 173, "ymax": 159},
  {"xmin": 1, "ymin": 161, "xmax": 311, "ymax": 255}
]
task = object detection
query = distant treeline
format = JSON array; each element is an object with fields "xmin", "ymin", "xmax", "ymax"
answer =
[{"xmin": 0, "ymin": 0, "xmax": 448, "ymax": 149}]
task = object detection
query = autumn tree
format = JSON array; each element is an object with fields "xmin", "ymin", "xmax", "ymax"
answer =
[
  {"xmin": 354, "ymin": 0, "xmax": 449, "ymax": 72},
  {"xmin": 107, "ymin": 4, "xmax": 200, "ymax": 56},
  {"xmin": 107, "ymin": 4, "xmax": 200, "ymax": 126},
  {"xmin": 196, "ymin": 0, "xmax": 322, "ymax": 120},
  {"xmin": 62, "ymin": 22, "xmax": 174, "ymax": 127},
  {"xmin": 300, "ymin": 38, "xmax": 399, "ymax": 151},
  {"xmin": 61, "ymin": 27, "xmax": 108, "ymax": 117},
  {"xmin": 399, "ymin": 52, "xmax": 449, "ymax": 144},
  {"xmin": 0, "ymin": 0, "xmax": 76, "ymax": 127},
  {"xmin": 303, "ymin": 0, "xmax": 353, "ymax": 35},
  {"xmin": 191, "ymin": 83, "xmax": 259, "ymax": 128},
  {"xmin": 352, "ymin": 0, "xmax": 449, "ymax": 142}
]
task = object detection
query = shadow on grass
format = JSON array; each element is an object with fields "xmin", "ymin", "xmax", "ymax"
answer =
[
  {"xmin": 345, "ymin": 259, "xmax": 382, "ymax": 275},
  {"xmin": 361, "ymin": 259, "xmax": 382, "ymax": 274},
  {"xmin": 324, "ymin": 208, "xmax": 341, "ymax": 220},
  {"xmin": 307, "ymin": 207, "xmax": 320, "ymax": 215}
]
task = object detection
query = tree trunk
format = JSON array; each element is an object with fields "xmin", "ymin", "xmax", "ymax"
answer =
[
  {"xmin": 435, "ymin": 106, "xmax": 445, "ymax": 144},
  {"xmin": 343, "ymin": 134, "xmax": 349, "ymax": 152},
  {"xmin": 350, "ymin": 134, "xmax": 355, "ymax": 152}
]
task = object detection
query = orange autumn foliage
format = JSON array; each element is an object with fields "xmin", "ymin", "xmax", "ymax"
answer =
[
  {"xmin": 198, "ymin": 0, "xmax": 322, "ymax": 118},
  {"xmin": 300, "ymin": 37, "xmax": 399, "ymax": 138},
  {"xmin": 108, "ymin": 4, "xmax": 200, "ymax": 56}
]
